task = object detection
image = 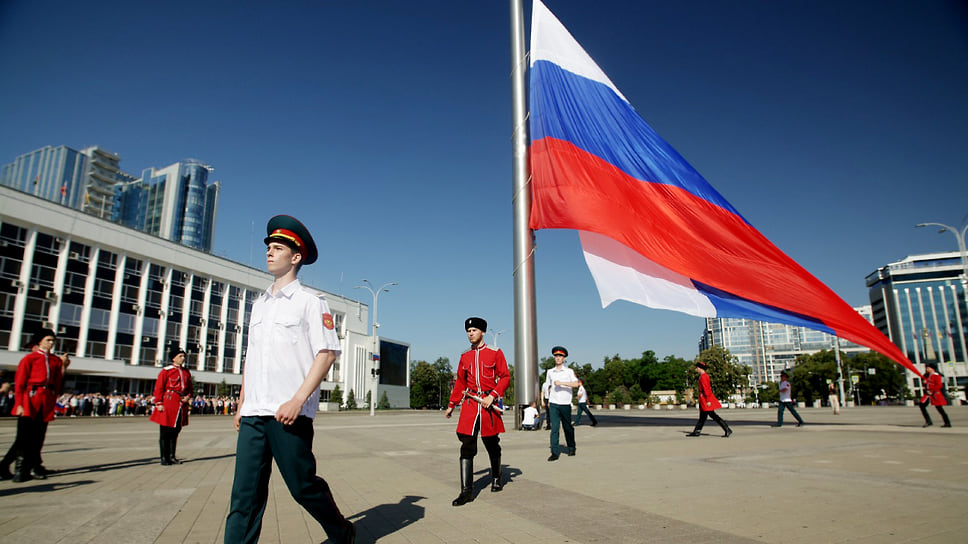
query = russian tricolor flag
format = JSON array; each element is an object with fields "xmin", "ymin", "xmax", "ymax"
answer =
[{"xmin": 527, "ymin": 0, "xmax": 918, "ymax": 375}]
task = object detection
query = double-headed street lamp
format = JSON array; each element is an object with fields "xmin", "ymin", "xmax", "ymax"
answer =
[
  {"xmin": 354, "ymin": 279, "xmax": 397, "ymax": 416},
  {"xmin": 917, "ymin": 221, "xmax": 968, "ymax": 287}
]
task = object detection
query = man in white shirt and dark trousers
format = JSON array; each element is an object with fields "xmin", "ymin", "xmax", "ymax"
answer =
[
  {"xmin": 775, "ymin": 371, "xmax": 805, "ymax": 428},
  {"xmin": 573, "ymin": 381, "xmax": 598, "ymax": 426},
  {"xmin": 544, "ymin": 346, "xmax": 580, "ymax": 461},
  {"xmin": 224, "ymin": 215, "xmax": 355, "ymax": 544}
]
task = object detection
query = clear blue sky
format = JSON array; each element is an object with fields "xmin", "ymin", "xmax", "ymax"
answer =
[{"xmin": 1, "ymin": 1, "xmax": 966, "ymax": 368}]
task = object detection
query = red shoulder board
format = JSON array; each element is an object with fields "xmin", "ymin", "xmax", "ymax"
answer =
[{"xmin": 322, "ymin": 313, "xmax": 335, "ymax": 330}]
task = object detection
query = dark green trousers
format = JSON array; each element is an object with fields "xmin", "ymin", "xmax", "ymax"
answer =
[
  {"xmin": 549, "ymin": 403, "xmax": 575, "ymax": 455},
  {"xmin": 225, "ymin": 416, "xmax": 351, "ymax": 544}
]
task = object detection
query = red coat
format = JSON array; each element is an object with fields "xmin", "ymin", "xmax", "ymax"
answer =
[
  {"xmin": 149, "ymin": 365, "xmax": 192, "ymax": 427},
  {"xmin": 13, "ymin": 349, "xmax": 65, "ymax": 423},
  {"xmin": 448, "ymin": 343, "xmax": 510, "ymax": 437},
  {"xmin": 697, "ymin": 372, "xmax": 721, "ymax": 412},
  {"xmin": 920, "ymin": 372, "xmax": 947, "ymax": 406}
]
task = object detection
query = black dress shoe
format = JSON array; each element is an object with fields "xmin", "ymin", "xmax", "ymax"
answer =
[
  {"xmin": 547, "ymin": 453, "xmax": 559, "ymax": 461},
  {"xmin": 942, "ymin": 424, "xmax": 952, "ymax": 428},
  {"xmin": 567, "ymin": 448, "xmax": 576, "ymax": 456},
  {"xmin": 923, "ymin": 423, "xmax": 933, "ymax": 428},
  {"xmin": 686, "ymin": 431, "xmax": 701, "ymax": 437},
  {"xmin": 724, "ymin": 428, "xmax": 733, "ymax": 438},
  {"xmin": 30, "ymin": 469, "xmax": 47, "ymax": 480}
]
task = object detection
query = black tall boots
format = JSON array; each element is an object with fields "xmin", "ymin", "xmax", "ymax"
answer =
[
  {"xmin": 159, "ymin": 437, "xmax": 171, "ymax": 465},
  {"xmin": 452, "ymin": 458, "xmax": 474, "ymax": 506},
  {"xmin": 490, "ymin": 456, "xmax": 503, "ymax": 492}
]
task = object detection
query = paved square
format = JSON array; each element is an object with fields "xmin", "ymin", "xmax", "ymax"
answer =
[{"xmin": 1, "ymin": 405, "xmax": 965, "ymax": 543}]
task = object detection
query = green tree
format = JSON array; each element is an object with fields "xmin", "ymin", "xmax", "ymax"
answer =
[
  {"xmin": 217, "ymin": 379, "xmax": 232, "ymax": 397},
  {"xmin": 410, "ymin": 359, "xmax": 452, "ymax": 409},
  {"xmin": 346, "ymin": 389, "xmax": 358, "ymax": 410},
  {"xmin": 378, "ymin": 391, "xmax": 391, "ymax": 410},
  {"xmin": 789, "ymin": 350, "xmax": 840, "ymax": 404},
  {"xmin": 432, "ymin": 357, "xmax": 453, "ymax": 408},
  {"xmin": 331, "ymin": 384, "xmax": 343, "ymax": 409},
  {"xmin": 628, "ymin": 383, "xmax": 645, "ymax": 404},
  {"xmin": 602, "ymin": 355, "xmax": 626, "ymax": 391},
  {"xmin": 606, "ymin": 385, "xmax": 631, "ymax": 406},
  {"xmin": 693, "ymin": 346, "xmax": 750, "ymax": 403},
  {"xmin": 845, "ymin": 352, "xmax": 907, "ymax": 404}
]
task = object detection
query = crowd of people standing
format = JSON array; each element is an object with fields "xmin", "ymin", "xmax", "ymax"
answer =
[{"xmin": 0, "ymin": 389, "xmax": 239, "ymax": 418}]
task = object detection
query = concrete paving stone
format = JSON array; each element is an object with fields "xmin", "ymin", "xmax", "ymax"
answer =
[{"xmin": 1, "ymin": 406, "xmax": 967, "ymax": 543}]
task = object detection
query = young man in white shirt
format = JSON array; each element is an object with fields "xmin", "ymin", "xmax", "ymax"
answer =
[
  {"xmin": 775, "ymin": 371, "xmax": 805, "ymax": 428},
  {"xmin": 573, "ymin": 380, "xmax": 598, "ymax": 426},
  {"xmin": 224, "ymin": 215, "xmax": 355, "ymax": 544},
  {"xmin": 544, "ymin": 346, "xmax": 580, "ymax": 461},
  {"xmin": 521, "ymin": 402, "xmax": 540, "ymax": 430}
]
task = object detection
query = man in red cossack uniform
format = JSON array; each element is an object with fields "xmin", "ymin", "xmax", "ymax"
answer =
[
  {"xmin": 1, "ymin": 328, "xmax": 70, "ymax": 482},
  {"xmin": 686, "ymin": 361, "xmax": 732, "ymax": 438},
  {"xmin": 444, "ymin": 317, "xmax": 511, "ymax": 506},
  {"xmin": 918, "ymin": 363, "xmax": 951, "ymax": 428},
  {"xmin": 150, "ymin": 347, "xmax": 193, "ymax": 465}
]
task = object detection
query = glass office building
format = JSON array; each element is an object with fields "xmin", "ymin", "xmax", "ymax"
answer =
[
  {"xmin": 0, "ymin": 145, "xmax": 134, "ymax": 219},
  {"xmin": 114, "ymin": 161, "xmax": 220, "ymax": 252},
  {"xmin": 866, "ymin": 251, "xmax": 967, "ymax": 393},
  {"xmin": 700, "ymin": 307, "xmax": 873, "ymax": 385}
]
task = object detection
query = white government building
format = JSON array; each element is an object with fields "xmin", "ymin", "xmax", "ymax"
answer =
[{"xmin": 0, "ymin": 185, "xmax": 410, "ymax": 408}]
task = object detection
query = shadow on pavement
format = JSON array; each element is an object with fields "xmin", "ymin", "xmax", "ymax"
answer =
[
  {"xmin": 348, "ymin": 494, "xmax": 425, "ymax": 543},
  {"xmin": 0, "ymin": 479, "xmax": 95, "ymax": 497},
  {"xmin": 46, "ymin": 452, "xmax": 235, "ymax": 476},
  {"xmin": 585, "ymin": 414, "xmax": 857, "ymax": 428}
]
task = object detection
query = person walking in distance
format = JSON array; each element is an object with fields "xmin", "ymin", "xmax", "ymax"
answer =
[
  {"xmin": 224, "ymin": 215, "xmax": 355, "ymax": 544},
  {"xmin": 687, "ymin": 361, "xmax": 732, "ymax": 438},
  {"xmin": 828, "ymin": 381, "xmax": 840, "ymax": 415},
  {"xmin": 775, "ymin": 371, "xmax": 805, "ymax": 427},
  {"xmin": 919, "ymin": 363, "xmax": 951, "ymax": 428},
  {"xmin": 445, "ymin": 317, "xmax": 511, "ymax": 506},
  {"xmin": 573, "ymin": 380, "xmax": 598, "ymax": 427},
  {"xmin": 545, "ymin": 346, "xmax": 580, "ymax": 460},
  {"xmin": 149, "ymin": 347, "xmax": 192, "ymax": 465}
]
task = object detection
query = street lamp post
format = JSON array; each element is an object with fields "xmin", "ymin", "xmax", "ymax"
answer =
[
  {"xmin": 354, "ymin": 279, "xmax": 397, "ymax": 416},
  {"xmin": 916, "ymin": 221, "xmax": 968, "ymax": 391},
  {"xmin": 490, "ymin": 329, "xmax": 506, "ymax": 349},
  {"xmin": 916, "ymin": 221, "xmax": 968, "ymax": 287}
]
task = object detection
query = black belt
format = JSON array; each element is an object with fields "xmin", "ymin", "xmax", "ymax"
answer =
[{"xmin": 29, "ymin": 385, "xmax": 48, "ymax": 391}]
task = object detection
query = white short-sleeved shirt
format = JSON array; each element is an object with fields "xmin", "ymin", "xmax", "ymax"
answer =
[
  {"xmin": 545, "ymin": 366, "xmax": 578, "ymax": 405},
  {"xmin": 241, "ymin": 279, "xmax": 342, "ymax": 420},
  {"xmin": 779, "ymin": 379, "xmax": 792, "ymax": 403},
  {"xmin": 522, "ymin": 406, "xmax": 539, "ymax": 425},
  {"xmin": 576, "ymin": 384, "xmax": 589, "ymax": 404}
]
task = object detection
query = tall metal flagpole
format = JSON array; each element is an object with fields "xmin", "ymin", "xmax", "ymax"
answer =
[{"xmin": 510, "ymin": 0, "xmax": 539, "ymax": 428}]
